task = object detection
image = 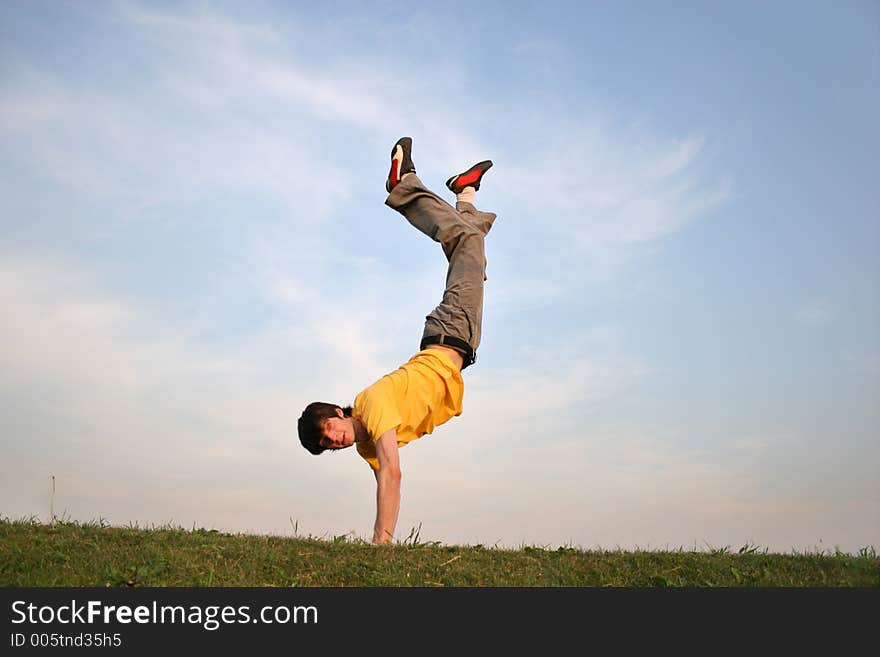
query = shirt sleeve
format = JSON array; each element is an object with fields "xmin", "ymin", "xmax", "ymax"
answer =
[{"xmin": 355, "ymin": 378, "xmax": 402, "ymax": 443}]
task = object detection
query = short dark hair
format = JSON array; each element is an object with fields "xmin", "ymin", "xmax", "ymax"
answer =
[{"xmin": 298, "ymin": 402, "xmax": 353, "ymax": 455}]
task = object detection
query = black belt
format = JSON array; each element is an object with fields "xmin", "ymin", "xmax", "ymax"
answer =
[{"xmin": 420, "ymin": 334, "xmax": 475, "ymax": 369}]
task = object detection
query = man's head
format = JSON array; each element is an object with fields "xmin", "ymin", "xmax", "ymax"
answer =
[{"xmin": 298, "ymin": 402, "xmax": 355, "ymax": 455}]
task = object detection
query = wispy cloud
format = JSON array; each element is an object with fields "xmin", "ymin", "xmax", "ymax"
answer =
[
  {"xmin": 496, "ymin": 126, "xmax": 731, "ymax": 250},
  {"xmin": 795, "ymin": 299, "xmax": 836, "ymax": 326},
  {"xmin": 0, "ymin": 252, "xmax": 372, "ymax": 530},
  {"xmin": 6, "ymin": 2, "xmax": 818, "ymax": 552},
  {"xmin": 394, "ymin": 419, "xmax": 880, "ymax": 551}
]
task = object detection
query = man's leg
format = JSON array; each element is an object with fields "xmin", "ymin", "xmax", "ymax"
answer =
[{"xmin": 385, "ymin": 139, "xmax": 495, "ymax": 367}]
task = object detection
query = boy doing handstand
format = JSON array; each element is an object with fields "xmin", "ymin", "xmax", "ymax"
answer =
[{"xmin": 298, "ymin": 137, "xmax": 496, "ymax": 544}]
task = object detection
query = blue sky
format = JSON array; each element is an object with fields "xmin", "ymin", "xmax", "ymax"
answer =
[{"xmin": 1, "ymin": 0, "xmax": 877, "ymax": 552}]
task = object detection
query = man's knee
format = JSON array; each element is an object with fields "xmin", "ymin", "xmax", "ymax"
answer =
[
  {"xmin": 437, "ymin": 219, "xmax": 483, "ymax": 242},
  {"xmin": 437, "ymin": 221, "xmax": 482, "ymax": 249}
]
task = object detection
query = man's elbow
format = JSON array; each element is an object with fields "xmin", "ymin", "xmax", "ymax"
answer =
[{"xmin": 378, "ymin": 465, "xmax": 402, "ymax": 485}]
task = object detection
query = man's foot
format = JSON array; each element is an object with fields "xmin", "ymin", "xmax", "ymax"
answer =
[
  {"xmin": 386, "ymin": 137, "xmax": 416, "ymax": 193},
  {"xmin": 445, "ymin": 160, "xmax": 493, "ymax": 194}
]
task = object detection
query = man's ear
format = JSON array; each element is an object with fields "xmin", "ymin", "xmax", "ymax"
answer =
[{"xmin": 336, "ymin": 407, "xmax": 344, "ymax": 419}]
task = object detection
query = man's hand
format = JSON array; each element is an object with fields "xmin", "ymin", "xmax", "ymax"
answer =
[{"xmin": 372, "ymin": 428, "xmax": 401, "ymax": 544}]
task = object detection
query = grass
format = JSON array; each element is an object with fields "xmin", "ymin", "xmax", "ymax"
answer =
[{"xmin": 1, "ymin": 517, "xmax": 877, "ymax": 587}]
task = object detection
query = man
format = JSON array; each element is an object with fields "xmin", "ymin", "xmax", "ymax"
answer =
[{"xmin": 298, "ymin": 136, "xmax": 496, "ymax": 544}]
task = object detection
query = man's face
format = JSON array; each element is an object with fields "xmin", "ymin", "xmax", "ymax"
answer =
[{"xmin": 319, "ymin": 410, "xmax": 356, "ymax": 450}]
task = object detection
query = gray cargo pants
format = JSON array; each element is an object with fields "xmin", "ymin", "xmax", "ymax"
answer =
[{"xmin": 385, "ymin": 174, "xmax": 496, "ymax": 368}]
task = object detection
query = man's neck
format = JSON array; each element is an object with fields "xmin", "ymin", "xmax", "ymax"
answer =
[{"xmin": 352, "ymin": 417, "xmax": 370, "ymax": 443}]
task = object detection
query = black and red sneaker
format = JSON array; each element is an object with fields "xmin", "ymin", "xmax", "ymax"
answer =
[
  {"xmin": 386, "ymin": 137, "xmax": 416, "ymax": 193},
  {"xmin": 445, "ymin": 160, "xmax": 493, "ymax": 193}
]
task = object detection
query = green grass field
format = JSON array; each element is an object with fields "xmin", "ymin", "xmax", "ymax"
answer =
[{"xmin": 1, "ymin": 518, "xmax": 877, "ymax": 587}]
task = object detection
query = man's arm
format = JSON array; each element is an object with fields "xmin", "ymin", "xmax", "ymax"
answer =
[{"xmin": 372, "ymin": 428, "xmax": 402, "ymax": 544}]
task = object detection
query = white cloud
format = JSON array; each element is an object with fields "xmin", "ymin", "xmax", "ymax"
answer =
[
  {"xmin": 495, "ymin": 127, "xmax": 731, "ymax": 252},
  {"xmin": 0, "ymin": 74, "xmax": 353, "ymax": 222},
  {"xmin": 1, "ymin": 2, "xmax": 729, "ymax": 266},
  {"xmin": 392, "ymin": 421, "xmax": 880, "ymax": 552},
  {"xmin": 0, "ymin": 256, "xmax": 321, "ymax": 518},
  {"xmin": 14, "ymin": 3, "xmax": 845, "ymax": 553},
  {"xmin": 795, "ymin": 299, "xmax": 836, "ymax": 326},
  {"xmin": 843, "ymin": 348, "xmax": 880, "ymax": 377}
]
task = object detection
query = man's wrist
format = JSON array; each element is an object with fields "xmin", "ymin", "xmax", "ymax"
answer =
[{"xmin": 372, "ymin": 529, "xmax": 393, "ymax": 544}]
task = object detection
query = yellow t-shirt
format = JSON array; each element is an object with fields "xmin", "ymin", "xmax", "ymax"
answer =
[{"xmin": 354, "ymin": 348, "xmax": 464, "ymax": 470}]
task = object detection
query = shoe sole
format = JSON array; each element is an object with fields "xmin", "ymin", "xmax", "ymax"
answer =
[{"xmin": 386, "ymin": 137, "xmax": 413, "ymax": 193}]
